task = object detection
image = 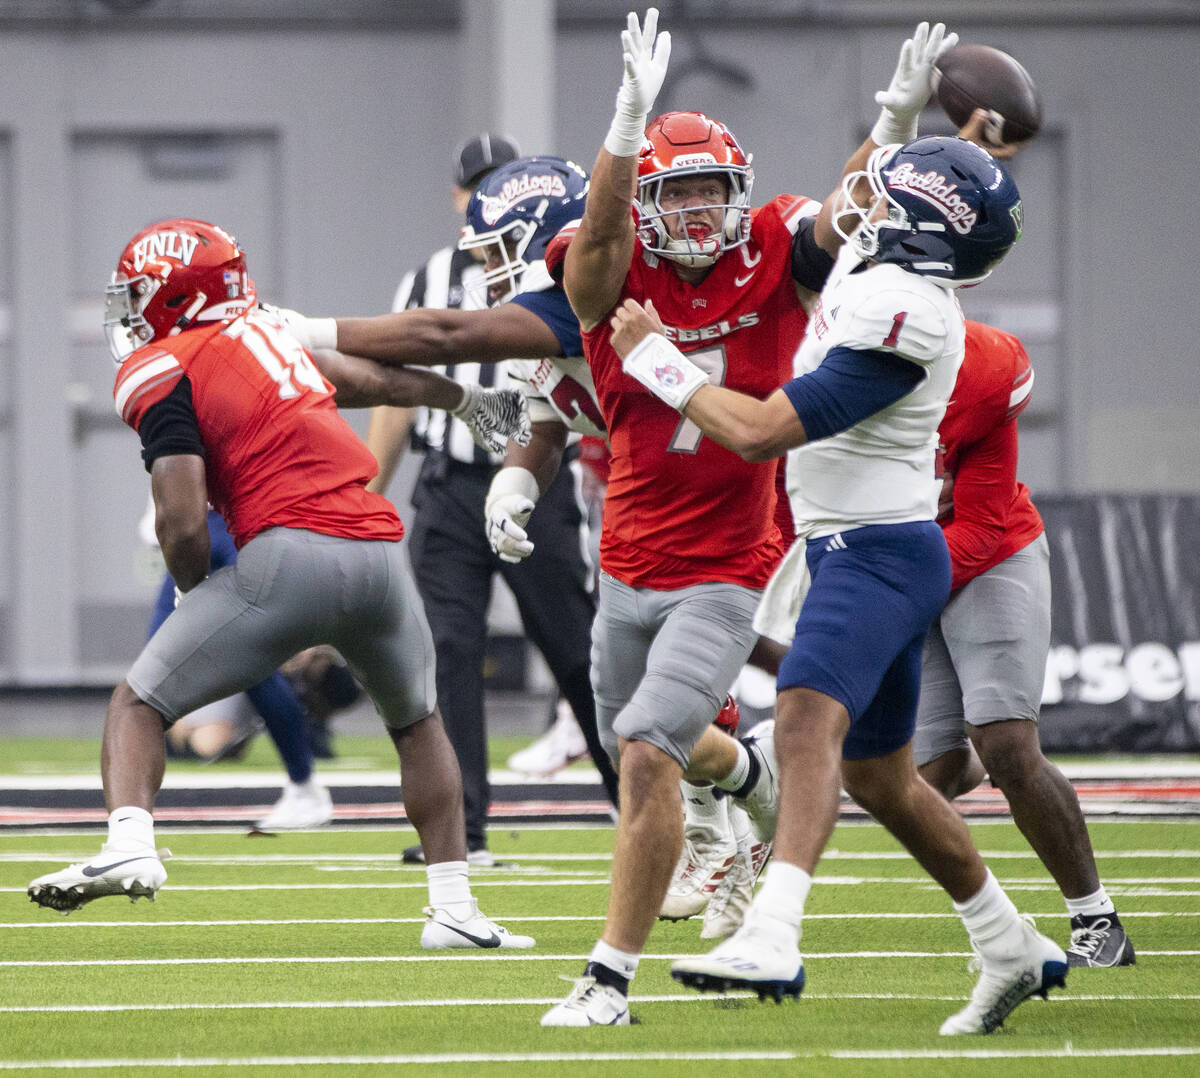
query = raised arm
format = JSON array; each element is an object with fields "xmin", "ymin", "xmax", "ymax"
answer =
[
  {"xmin": 813, "ymin": 22, "xmax": 958, "ymax": 254},
  {"xmin": 563, "ymin": 8, "xmax": 671, "ymax": 330}
]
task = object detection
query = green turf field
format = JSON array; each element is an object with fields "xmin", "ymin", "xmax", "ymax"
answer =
[{"xmin": 1, "ymin": 818, "xmax": 1197, "ymax": 1075}]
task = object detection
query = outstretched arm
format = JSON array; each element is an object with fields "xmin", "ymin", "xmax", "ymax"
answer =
[
  {"xmin": 313, "ymin": 348, "xmax": 469, "ymax": 411},
  {"xmin": 311, "ymin": 349, "xmax": 530, "ymax": 456},
  {"xmin": 609, "ymin": 299, "xmax": 805, "ymax": 460},
  {"xmin": 277, "ymin": 302, "xmax": 562, "ymax": 368},
  {"xmin": 564, "ymin": 8, "xmax": 671, "ymax": 330},
  {"xmin": 610, "ymin": 298, "xmax": 923, "ymax": 462}
]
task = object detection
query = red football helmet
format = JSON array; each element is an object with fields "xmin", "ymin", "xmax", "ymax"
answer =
[
  {"xmin": 637, "ymin": 111, "xmax": 754, "ymax": 268},
  {"xmin": 103, "ymin": 217, "xmax": 256, "ymax": 362}
]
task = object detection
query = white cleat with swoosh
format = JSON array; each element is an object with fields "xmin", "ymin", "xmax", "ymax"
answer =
[
  {"xmin": 420, "ymin": 900, "xmax": 535, "ymax": 949},
  {"xmin": 28, "ymin": 844, "xmax": 170, "ymax": 913}
]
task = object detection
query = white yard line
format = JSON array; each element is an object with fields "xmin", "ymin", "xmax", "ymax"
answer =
[
  {"xmin": 3, "ymin": 950, "xmax": 1198, "ymax": 968},
  {"xmin": 0, "ymin": 1046, "xmax": 1198, "ymax": 1069},
  {"xmin": 0, "ymin": 909, "xmax": 1194, "ymax": 930},
  {"xmin": 0, "ymin": 992, "xmax": 1198, "ymax": 1015}
]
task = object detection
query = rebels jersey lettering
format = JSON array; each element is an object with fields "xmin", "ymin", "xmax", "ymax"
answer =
[
  {"xmin": 786, "ymin": 246, "xmax": 966, "ymax": 537},
  {"xmin": 937, "ymin": 320, "xmax": 1044, "ymax": 591},
  {"xmin": 114, "ymin": 307, "xmax": 403, "ymax": 548},
  {"xmin": 584, "ymin": 194, "xmax": 819, "ymax": 589}
]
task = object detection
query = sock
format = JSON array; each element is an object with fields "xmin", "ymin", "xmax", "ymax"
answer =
[
  {"xmin": 426, "ymin": 860, "xmax": 472, "ymax": 918},
  {"xmin": 681, "ymin": 780, "xmax": 730, "ymax": 843},
  {"xmin": 954, "ymin": 869, "xmax": 1025, "ymax": 962},
  {"xmin": 750, "ymin": 860, "xmax": 810, "ymax": 946},
  {"xmin": 1065, "ymin": 887, "xmax": 1117, "ymax": 920},
  {"xmin": 245, "ymin": 672, "xmax": 314, "ymax": 784},
  {"xmin": 107, "ymin": 806, "xmax": 155, "ymax": 850},
  {"xmin": 715, "ymin": 741, "xmax": 756, "ymax": 796},
  {"xmin": 587, "ymin": 940, "xmax": 639, "ymax": 992}
]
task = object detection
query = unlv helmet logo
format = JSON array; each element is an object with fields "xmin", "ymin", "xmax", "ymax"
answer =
[{"xmin": 130, "ymin": 230, "xmax": 201, "ymax": 273}]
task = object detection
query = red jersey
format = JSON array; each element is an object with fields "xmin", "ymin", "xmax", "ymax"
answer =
[
  {"xmin": 937, "ymin": 320, "xmax": 1044, "ymax": 591},
  {"xmin": 584, "ymin": 194, "xmax": 818, "ymax": 589},
  {"xmin": 114, "ymin": 309, "xmax": 403, "ymax": 549}
]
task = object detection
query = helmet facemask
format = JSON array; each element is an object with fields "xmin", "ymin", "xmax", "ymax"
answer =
[
  {"xmin": 103, "ymin": 273, "xmax": 160, "ymax": 364},
  {"xmin": 459, "ymin": 214, "xmax": 539, "ymax": 306},
  {"xmin": 637, "ymin": 165, "xmax": 753, "ymax": 269}
]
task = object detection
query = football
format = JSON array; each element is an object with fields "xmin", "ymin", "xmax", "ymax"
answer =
[{"xmin": 932, "ymin": 43, "xmax": 1043, "ymax": 145}]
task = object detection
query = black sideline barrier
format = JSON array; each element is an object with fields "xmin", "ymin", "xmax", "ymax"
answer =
[{"xmin": 1039, "ymin": 494, "xmax": 1200, "ymax": 752}]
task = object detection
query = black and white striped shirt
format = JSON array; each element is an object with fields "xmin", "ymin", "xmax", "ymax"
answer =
[{"xmin": 393, "ymin": 245, "xmax": 511, "ymax": 467}]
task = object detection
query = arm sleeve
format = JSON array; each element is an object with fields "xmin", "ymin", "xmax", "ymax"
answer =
[
  {"xmin": 137, "ymin": 376, "xmax": 205, "ymax": 472},
  {"xmin": 790, "ymin": 217, "xmax": 835, "ymax": 293},
  {"xmin": 781, "ymin": 345, "xmax": 925, "ymax": 442},
  {"xmin": 942, "ymin": 419, "xmax": 1017, "ymax": 591},
  {"xmin": 510, "ymin": 284, "xmax": 583, "ymax": 358}
]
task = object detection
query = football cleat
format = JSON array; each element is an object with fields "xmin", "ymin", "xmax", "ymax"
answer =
[
  {"xmin": 28, "ymin": 845, "xmax": 170, "ymax": 914},
  {"xmin": 671, "ymin": 912, "xmax": 805, "ymax": 1003},
  {"xmin": 541, "ymin": 975, "xmax": 631, "ymax": 1026},
  {"xmin": 660, "ymin": 830, "xmax": 737, "ymax": 921},
  {"xmin": 257, "ymin": 779, "xmax": 333, "ymax": 831},
  {"xmin": 732, "ymin": 720, "xmax": 779, "ymax": 844},
  {"xmin": 420, "ymin": 900, "xmax": 534, "ymax": 950},
  {"xmin": 939, "ymin": 919, "xmax": 1068, "ymax": 1035},
  {"xmin": 507, "ymin": 701, "xmax": 590, "ymax": 777},
  {"xmin": 701, "ymin": 808, "xmax": 772, "ymax": 940},
  {"xmin": 1066, "ymin": 914, "xmax": 1136, "ymax": 968}
]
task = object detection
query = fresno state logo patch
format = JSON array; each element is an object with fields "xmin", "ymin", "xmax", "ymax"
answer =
[{"xmin": 886, "ymin": 162, "xmax": 978, "ymax": 235}]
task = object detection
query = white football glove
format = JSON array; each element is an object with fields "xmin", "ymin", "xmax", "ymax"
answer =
[
  {"xmin": 259, "ymin": 303, "xmax": 338, "ymax": 353},
  {"xmin": 871, "ymin": 21, "xmax": 959, "ymax": 147},
  {"xmin": 452, "ymin": 384, "xmax": 533, "ymax": 456},
  {"xmin": 485, "ymin": 467, "xmax": 540, "ymax": 564},
  {"xmin": 605, "ymin": 8, "xmax": 672, "ymax": 157},
  {"xmin": 620, "ymin": 332, "xmax": 708, "ymax": 411}
]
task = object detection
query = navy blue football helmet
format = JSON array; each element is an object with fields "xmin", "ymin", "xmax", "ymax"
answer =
[
  {"xmin": 459, "ymin": 155, "xmax": 589, "ymax": 303},
  {"xmin": 835, "ymin": 136, "xmax": 1022, "ymax": 286}
]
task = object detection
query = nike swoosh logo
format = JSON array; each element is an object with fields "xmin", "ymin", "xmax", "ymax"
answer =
[
  {"xmin": 734, "ymin": 272, "xmax": 755, "ymax": 287},
  {"xmin": 81, "ymin": 855, "xmax": 156, "ymax": 878},
  {"xmin": 442, "ymin": 923, "xmax": 502, "ymax": 948}
]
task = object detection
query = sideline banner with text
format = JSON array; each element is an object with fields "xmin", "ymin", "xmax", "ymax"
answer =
[{"xmin": 1039, "ymin": 493, "xmax": 1200, "ymax": 752}]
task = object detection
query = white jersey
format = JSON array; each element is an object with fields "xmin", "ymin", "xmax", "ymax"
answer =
[
  {"xmin": 503, "ymin": 261, "xmax": 606, "ymax": 440},
  {"xmin": 786, "ymin": 246, "xmax": 965, "ymax": 538}
]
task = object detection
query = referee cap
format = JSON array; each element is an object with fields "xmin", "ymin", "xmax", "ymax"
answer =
[{"xmin": 453, "ymin": 132, "xmax": 520, "ymax": 190}]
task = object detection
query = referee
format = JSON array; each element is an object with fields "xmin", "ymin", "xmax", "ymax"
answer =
[{"xmin": 366, "ymin": 134, "xmax": 614, "ymax": 865}]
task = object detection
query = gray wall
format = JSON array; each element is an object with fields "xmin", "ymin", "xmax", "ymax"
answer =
[{"xmin": 0, "ymin": 2, "xmax": 1195, "ymax": 684}]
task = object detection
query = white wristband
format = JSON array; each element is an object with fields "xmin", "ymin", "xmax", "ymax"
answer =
[
  {"xmin": 305, "ymin": 316, "xmax": 338, "ymax": 352},
  {"xmin": 870, "ymin": 108, "xmax": 918, "ymax": 148},
  {"xmin": 485, "ymin": 466, "xmax": 540, "ymax": 514},
  {"xmin": 450, "ymin": 382, "xmax": 479, "ymax": 419},
  {"xmin": 621, "ymin": 333, "xmax": 709, "ymax": 411},
  {"xmin": 604, "ymin": 104, "xmax": 647, "ymax": 158}
]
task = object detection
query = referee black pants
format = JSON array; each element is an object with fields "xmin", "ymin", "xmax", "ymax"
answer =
[{"xmin": 408, "ymin": 454, "xmax": 618, "ymax": 848}]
